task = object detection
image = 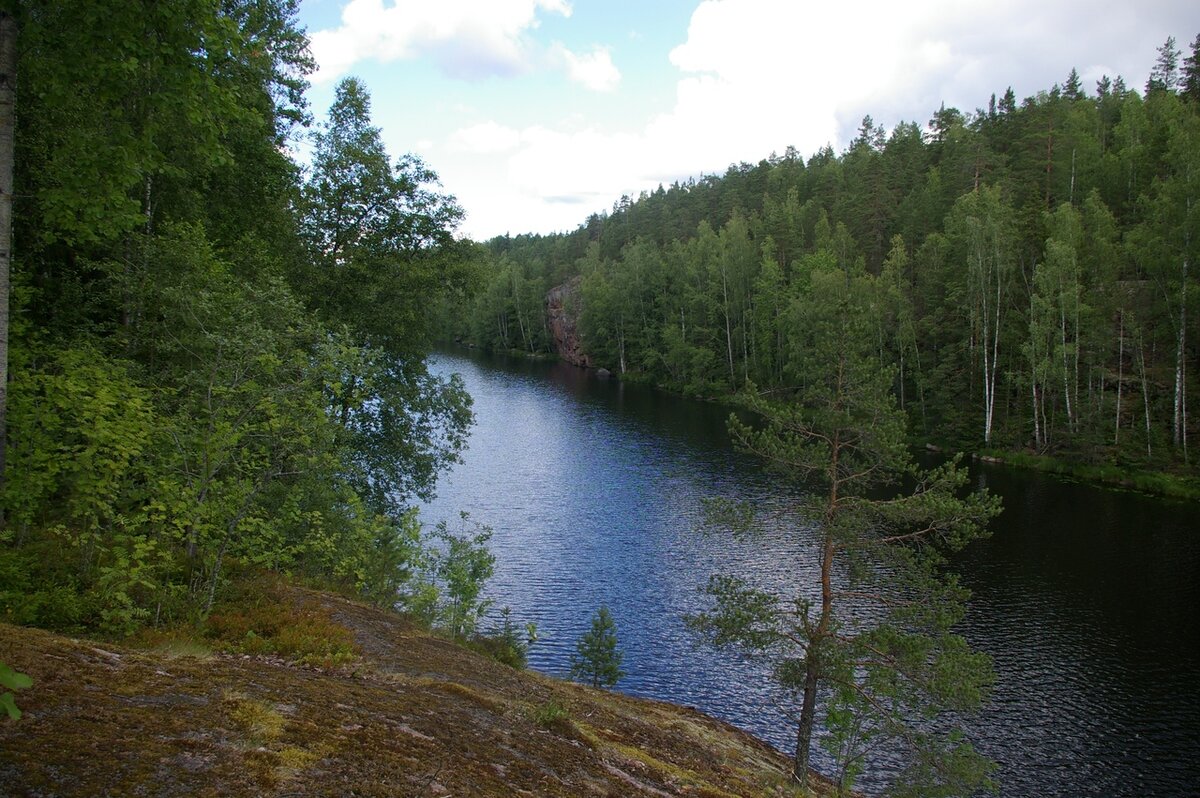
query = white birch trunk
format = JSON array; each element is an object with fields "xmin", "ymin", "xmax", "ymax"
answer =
[{"xmin": 1115, "ymin": 311, "xmax": 1124, "ymax": 445}]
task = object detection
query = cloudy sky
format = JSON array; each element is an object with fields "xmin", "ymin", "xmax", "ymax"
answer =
[{"xmin": 296, "ymin": 0, "xmax": 1196, "ymax": 241}]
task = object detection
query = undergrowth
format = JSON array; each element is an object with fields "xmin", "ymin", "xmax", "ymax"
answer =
[
  {"xmin": 204, "ymin": 577, "xmax": 359, "ymax": 667},
  {"xmin": 532, "ymin": 699, "xmax": 571, "ymax": 731},
  {"xmin": 980, "ymin": 449, "xmax": 1200, "ymax": 500}
]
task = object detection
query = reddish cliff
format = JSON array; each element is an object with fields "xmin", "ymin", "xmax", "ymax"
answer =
[{"xmin": 546, "ymin": 276, "xmax": 590, "ymax": 367}]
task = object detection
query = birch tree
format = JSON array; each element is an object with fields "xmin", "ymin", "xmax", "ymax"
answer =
[{"xmin": 947, "ymin": 186, "xmax": 1015, "ymax": 446}]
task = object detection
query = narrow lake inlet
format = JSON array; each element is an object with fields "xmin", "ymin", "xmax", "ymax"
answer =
[{"xmin": 420, "ymin": 348, "xmax": 1200, "ymax": 797}]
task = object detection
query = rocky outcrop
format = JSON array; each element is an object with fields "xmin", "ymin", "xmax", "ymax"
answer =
[
  {"xmin": 546, "ymin": 275, "xmax": 590, "ymax": 367},
  {"xmin": 0, "ymin": 582, "xmax": 821, "ymax": 797}
]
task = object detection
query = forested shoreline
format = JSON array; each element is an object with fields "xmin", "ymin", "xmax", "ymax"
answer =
[
  {"xmin": 0, "ymin": 1, "xmax": 482, "ymax": 636},
  {"xmin": 447, "ymin": 36, "xmax": 1200, "ymax": 484}
]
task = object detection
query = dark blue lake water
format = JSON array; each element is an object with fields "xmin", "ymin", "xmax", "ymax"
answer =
[{"xmin": 420, "ymin": 348, "xmax": 1200, "ymax": 797}]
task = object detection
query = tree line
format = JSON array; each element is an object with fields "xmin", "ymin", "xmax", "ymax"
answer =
[
  {"xmin": 447, "ymin": 36, "xmax": 1200, "ymax": 476},
  {"xmin": 0, "ymin": 0, "xmax": 476, "ymax": 635}
]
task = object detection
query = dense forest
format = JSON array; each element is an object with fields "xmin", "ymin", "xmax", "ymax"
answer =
[
  {"xmin": 447, "ymin": 36, "xmax": 1200, "ymax": 479},
  {"xmin": 0, "ymin": 1, "xmax": 486, "ymax": 636}
]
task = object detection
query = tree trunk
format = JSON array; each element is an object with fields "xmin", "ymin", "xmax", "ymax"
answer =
[
  {"xmin": 1069, "ymin": 147, "xmax": 1077, "ymax": 205},
  {"xmin": 988, "ymin": 249, "xmax": 1002, "ymax": 444},
  {"xmin": 1072, "ymin": 281, "xmax": 1081, "ymax": 431},
  {"xmin": 721, "ymin": 268, "xmax": 735, "ymax": 385},
  {"xmin": 1138, "ymin": 327, "xmax": 1153, "ymax": 458},
  {"xmin": 795, "ymin": 427, "xmax": 841, "ymax": 785},
  {"xmin": 1032, "ymin": 381, "xmax": 1042, "ymax": 450},
  {"xmin": 1115, "ymin": 311, "xmax": 1124, "ymax": 445},
  {"xmin": 0, "ymin": 11, "xmax": 16, "ymax": 528},
  {"xmin": 1029, "ymin": 290, "xmax": 1042, "ymax": 449},
  {"xmin": 1061, "ymin": 303, "xmax": 1074, "ymax": 432},
  {"xmin": 793, "ymin": 656, "xmax": 819, "ymax": 785},
  {"xmin": 1174, "ymin": 257, "xmax": 1188, "ymax": 455}
]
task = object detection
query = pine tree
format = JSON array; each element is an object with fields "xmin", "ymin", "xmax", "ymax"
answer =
[
  {"xmin": 570, "ymin": 606, "xmax": 625, "ymax": 688},
  {"xmin": 999, "ymin": 86, "xmax": 1017, "ymax": 115},
  {"xmin": 689, "ymin": 259, "xmax": 1000, "ymax": 794}
]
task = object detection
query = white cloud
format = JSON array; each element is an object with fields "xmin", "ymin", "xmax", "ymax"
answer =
[
  {"xmin": 454, "ymin": 0, "xmax": 1196, "ymax": 238},
  {"xmin": 550, "ymin": 44, "xmax": 621, "ymax": 92},
  {"xmin": 309, "ymin": 0, "xmax": 572, "ymax": 84},
  {"xmin": 449, "ymin": 121, "xmax": 523, "ymax": 154}
]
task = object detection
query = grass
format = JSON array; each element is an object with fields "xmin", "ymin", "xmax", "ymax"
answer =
[
  {"xmin": 978, "ymin": 448, "xmax": 1200, "ymax": 501},
  {"xmin": 225, "ymin": 692, "xmax": 286, "ymax": 746},
  {"xmin": 128, "ymin": 627, "xmax": 214, "ymax": 659}
]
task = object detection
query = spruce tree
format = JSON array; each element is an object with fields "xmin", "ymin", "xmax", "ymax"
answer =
[
  {"xmin": 570, "ymin": 606, "xmax": 625, "ymax": 688},
  {"xmin": 1182, "ymin": 33, "xmax": 1200, "ymax": 103},
  {"xmin": 1146, "ymin": 36, "xmax": 1180, "ymax": 94},
  {"xmin": 1065, "ymin": 67, "xmax": 1083, "ymax": 100}
]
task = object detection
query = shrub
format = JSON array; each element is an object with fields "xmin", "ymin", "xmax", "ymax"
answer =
[
  {"xmin": 469, "ymin": 607, "xmax": 537, "ymax": 669},
  {"xmin": 205, "ymin": 580, "xmax": 358, "ymax": 666},
  {"xmin": 533, "ymin": 699, "xmax": 570, "ymax": 729}
]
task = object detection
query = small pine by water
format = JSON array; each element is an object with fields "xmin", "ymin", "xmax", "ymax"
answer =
[{"xmin": 420, "ymin": 347, "xmax": 1200, "ymax": 797}]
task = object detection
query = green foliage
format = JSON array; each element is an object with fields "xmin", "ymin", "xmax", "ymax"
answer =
[
  {"xmin": 0, "ymin": 661, "xmax": 32, "ymax": 721},
  {"xmin": 1, "ymin": 341, "xmax": 170, "ymax": 635},
  {"xmin": 297, "ymin": 76, "xmax": 467, "ymax": 358},
  {"xmin": 700, "ymin": 497, "xmax": 762, "ymax": 540},
  {"xmin": 570, "ymin": 606, "xmax": 625, "ymax": 689},
  {"xmin": 532, "ymin": 699, "xmax": 571, "ymax": 730},
  {"xmin": 3, "ymin": 342, "xmax": 154, "ymax": 538},
  {"xmin": 408, "ymin": 514, "xmax": 496, "ymax": 639},
  {"xmin": 0, "ymin": 543, "xmax": 87, "ymax": 630},
  {"xmin": 468, "ymin": 607, "xmax": 538, "ymax": 669},
  {"xmin": 2, "ymin": 2, "xmax": 472, "ymax": 641}
]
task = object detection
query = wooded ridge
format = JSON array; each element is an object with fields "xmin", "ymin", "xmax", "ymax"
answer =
[{"xmin": 444, "ymin": 36, "xmax": 1200, "ymax": 486}]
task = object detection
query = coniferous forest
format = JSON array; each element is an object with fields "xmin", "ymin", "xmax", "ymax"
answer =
[{"xmin": 447, "ymin": 37, "xmax": 1200, "ymax": 486}]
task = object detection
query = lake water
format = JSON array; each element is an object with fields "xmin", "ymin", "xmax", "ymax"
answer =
[{"xmin": 420, "ymin": 348, "xmax": 1200, "ymax": 797}]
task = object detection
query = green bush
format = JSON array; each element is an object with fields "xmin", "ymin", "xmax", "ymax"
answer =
[
  {"xmin": 469, "ymin": 607, "xmax": 537, "ymax": 669},
  {"xmin": 204, "ymin": 578, "xmax": 359, "ymax": 666}
]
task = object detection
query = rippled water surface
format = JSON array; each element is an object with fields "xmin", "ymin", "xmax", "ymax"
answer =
[{"xmin": 420, "ymin": 348, "xmax": 1200, "ymax": 797}]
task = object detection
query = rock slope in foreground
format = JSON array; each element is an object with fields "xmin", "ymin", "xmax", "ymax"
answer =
[{"xmin": 1, "ymin": 586, "xmax": 824, "ymax": 797}]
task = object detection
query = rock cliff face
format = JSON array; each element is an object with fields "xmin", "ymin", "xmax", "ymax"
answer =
[{"xmin": 546, "ymin": 275, "xmax": 590, "ymax": 367}]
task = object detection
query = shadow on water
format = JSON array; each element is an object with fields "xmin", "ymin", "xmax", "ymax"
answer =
[{"xmin": 421, "ymin": 347, "xmax": 1200, "ymax": 797}]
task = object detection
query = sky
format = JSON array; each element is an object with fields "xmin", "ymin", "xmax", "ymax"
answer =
[{"xmin": 295, "ymin": 0, "xmax": 1198, "ymax": 241}]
